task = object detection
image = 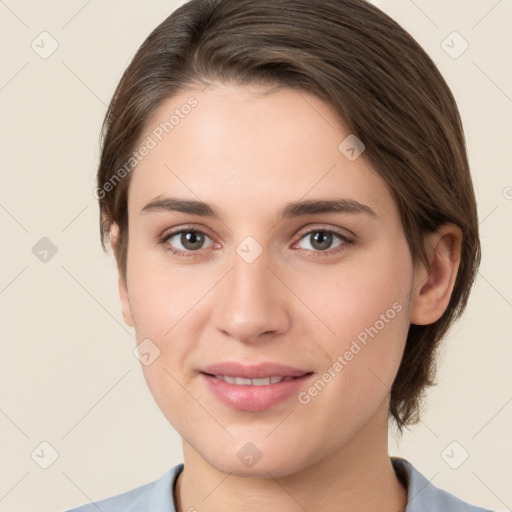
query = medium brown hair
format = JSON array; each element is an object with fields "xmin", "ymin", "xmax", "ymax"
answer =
[{"xmin": 96, "ymin": 0, "xmax": 480, "ymax": 431}]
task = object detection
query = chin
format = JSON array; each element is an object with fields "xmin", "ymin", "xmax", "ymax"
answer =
[
  {"xmin": 188, "ymin": 432, "xmax": 319, "ymax": 480},
  {"xmin": 210, "ymin": 453, "xmax": 304, "ymax": 479}
]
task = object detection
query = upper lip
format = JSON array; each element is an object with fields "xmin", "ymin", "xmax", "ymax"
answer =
[{"xmin": 200, "ymin": 362, "xmax": 313, "ymax": 379}]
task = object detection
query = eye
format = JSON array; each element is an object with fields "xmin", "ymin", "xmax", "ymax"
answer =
[
  {"xmin": 158, "ymin": 226, "xmax": 354, "ymax": 258},
  {"xmin": 295, "ymin": 229, "xmax": 353, "ymax": 255},
  {"xmin": 159, "ymin": 227, "xmax": 215, "ymax": 256}
]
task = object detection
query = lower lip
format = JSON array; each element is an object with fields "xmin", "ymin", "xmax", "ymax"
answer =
[{"xmin": 201, "ymin": 373, "xmax": 314, "ymax": 412}]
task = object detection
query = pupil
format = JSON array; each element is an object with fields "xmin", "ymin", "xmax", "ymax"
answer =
[
  {"xmin": 312, "ymin": 231, "xmax": 332, "ymax": 251},
  {"xmin": 182, "ymin": 231, "xmax": 203, "ymax": 250}
]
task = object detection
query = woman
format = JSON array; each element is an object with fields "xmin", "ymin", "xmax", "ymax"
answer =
[{"xmin": 67, "ymin": 0, "xmax": 494, "ymax": 510}]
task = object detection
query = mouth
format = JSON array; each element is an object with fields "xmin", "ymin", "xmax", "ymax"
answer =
[
  {"xmin": 199, "ymin": 364, "xmax": 315, "ymax": 411},
  {"xmin": 201, "ymin": 373, "xmax": 310, "ymax": 386},
  {"xmin": 200, "ymin": 361, "xmax": 313, "ymax": 380}
]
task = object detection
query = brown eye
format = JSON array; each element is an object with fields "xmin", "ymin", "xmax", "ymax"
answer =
[
  {"xmin": 179, "ymin": 231, "xmax": 205, "ymax": 250},
  {"xmin": 162, "ymin": 229, "xmax": 214, "ymax": 253},
  {"xmin": 298, "ymin": 230, "xmax": 346, "ymax": 252}
]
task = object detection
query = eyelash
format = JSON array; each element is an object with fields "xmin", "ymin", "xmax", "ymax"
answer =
[{"xmin": 157, "ymin": 225, "xmax": 355, "ymax": 259}]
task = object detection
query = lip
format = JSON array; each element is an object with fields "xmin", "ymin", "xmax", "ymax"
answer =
[
  {"xmin": 200, "ymin": 361, "xmax": 314, "ymax": 412},
  {"xmin": 200, "ymin": 361, "xmax": 312, "ymax": 379}
]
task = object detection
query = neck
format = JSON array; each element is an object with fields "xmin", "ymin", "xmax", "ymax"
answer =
[{"xmin": 174, "ymin": 403, "xmax": 407, "ymax": 512}]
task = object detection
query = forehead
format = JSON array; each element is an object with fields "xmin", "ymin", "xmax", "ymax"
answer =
[{"xmin": 128, "ymin": 82, "xmax": 396, "ymax": 221}]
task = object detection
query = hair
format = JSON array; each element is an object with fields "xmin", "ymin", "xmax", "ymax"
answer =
[{"xmin": 96, "ymin": 0, "xmax": 480, "ymax": 432}]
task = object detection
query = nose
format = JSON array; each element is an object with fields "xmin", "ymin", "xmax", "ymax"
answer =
[{"xmin": 212, "ymin": 249, "xmax": 291, "ymax": 344}]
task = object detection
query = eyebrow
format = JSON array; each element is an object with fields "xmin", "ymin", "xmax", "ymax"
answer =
[{"xmin": 140, "ymin": 196, "xmax": 377, "ymax": 220}]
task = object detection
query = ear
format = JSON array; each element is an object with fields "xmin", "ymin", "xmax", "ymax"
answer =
[
  {"xmin": 409, "ymin": 223, "xmax": 462, "ymax": 326},
  {"xmin": 109, "ymin": 224, "xmax": 134, "ymax": 328}
]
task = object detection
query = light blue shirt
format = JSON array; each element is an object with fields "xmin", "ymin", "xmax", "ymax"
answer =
[{"xmin": 65, "ymin": 457, "xmax": 494, "ymax": 511}]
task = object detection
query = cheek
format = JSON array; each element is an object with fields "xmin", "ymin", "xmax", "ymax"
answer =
[
  {"xmin": 125, "ymin": 246, "xmax": 217, "ymax": 396},
  {"xmin": 126, "ymin": 252, "xmax": 206, "ymax": 428},
  {"xmin": 126, "ymin": 243, "xmax": 212, "ymax": 338},
  {"xmin": 296, "ymin": 240, "xmax": 411, "ymax": 336},
  {"xmin": 293, "ymin": 244, "xmax": 412, "ymax": 402}
]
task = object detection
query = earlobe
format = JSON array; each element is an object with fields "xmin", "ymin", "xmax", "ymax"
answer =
[
  {"xmin": 109, "ymin": 223, "xmax": 135, "ymax": 328},
  {"xmin": 409, "ymin": 224, "xmax": 462, "ymax": 326},
  {"xmin": 118, "ymin": 273, "xmax": 135, "ymax": 328}
]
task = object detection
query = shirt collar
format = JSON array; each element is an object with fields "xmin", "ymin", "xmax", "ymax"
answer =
[{"xmin": 130, "ymin": 457, "xmax": 485, "ymax": 512}]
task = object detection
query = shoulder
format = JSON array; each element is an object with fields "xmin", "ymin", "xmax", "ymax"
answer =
[
  {"xmin": 64, "ymin": 463, "xmax": 183, "ymax": 512},
  {"xmin": 391, "ymin": 457, "xmax": 495, "ymax": 512}
]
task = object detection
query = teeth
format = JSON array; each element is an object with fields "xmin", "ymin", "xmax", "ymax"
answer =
[
  {"xmin": 251, "ymin": 377, "xmax": 271, "ymax": 386},
  {"xmin": 235, "ymin": 377, "xmax": 253, "ymax": 385},
  {"xmin": 214, "ymin": 375, "xmax": 297, "ymax": 385}
]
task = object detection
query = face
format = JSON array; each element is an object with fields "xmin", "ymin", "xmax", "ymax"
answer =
[{"xmin": 118, "ymin": 82, "xmax": 416, "ymax": 477}]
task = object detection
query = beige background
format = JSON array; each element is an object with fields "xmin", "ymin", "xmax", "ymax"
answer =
[{"xmin": 0, "ymin": 1, "xmax": 510, "ymax": 511}]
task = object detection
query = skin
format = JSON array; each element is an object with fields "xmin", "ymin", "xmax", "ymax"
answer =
[{"xmin": 111, "ymin": 82, "xmax": 461, "ymax": 512}]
